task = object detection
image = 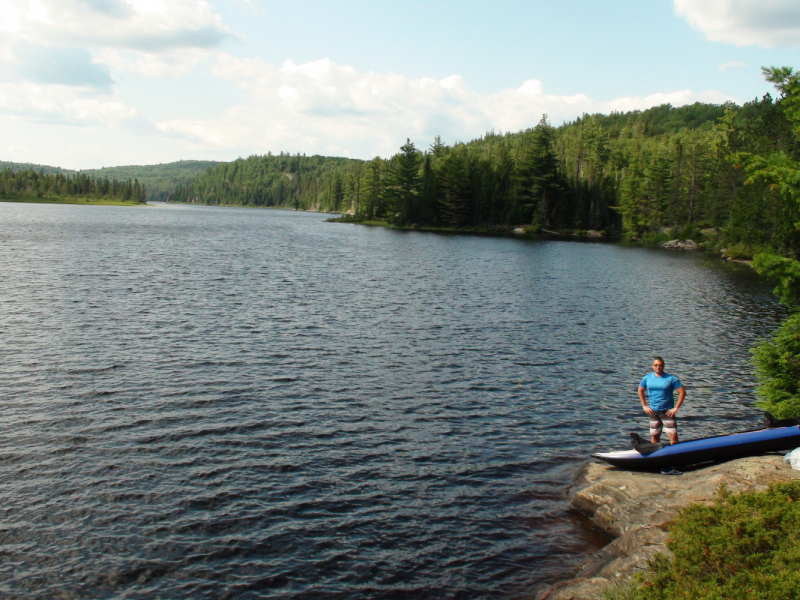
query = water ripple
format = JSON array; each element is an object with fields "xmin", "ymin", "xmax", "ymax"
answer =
[{"xmin": 0, "ymin": 203, "xmax": 787, "ymax": 598}]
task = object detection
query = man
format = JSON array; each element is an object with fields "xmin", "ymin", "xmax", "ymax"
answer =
[{"xmin": 638, "ymin": 357, "xmax": 685, "ymax": 444}]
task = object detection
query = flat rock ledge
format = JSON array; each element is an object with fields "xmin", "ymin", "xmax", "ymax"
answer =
[
  {"xmin": 535, "ymin": 455, "xmax": 800, "ymax": 600},
  {"xmin": 662, "ymin": 239, "xmax": 697, "ymax": 250}
]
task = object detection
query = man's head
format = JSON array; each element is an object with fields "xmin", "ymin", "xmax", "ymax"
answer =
[{"xmin": 652, "ymin": 357, "xmax": 665, "ymax": 375}]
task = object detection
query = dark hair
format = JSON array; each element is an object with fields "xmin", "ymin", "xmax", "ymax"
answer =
[{"xmin": 653, "ymin": 356, "xmax": 665, "ymax": 365}]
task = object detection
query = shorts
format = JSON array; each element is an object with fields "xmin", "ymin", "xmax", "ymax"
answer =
[{"xmin": 649, "ymin": 411, "xmax": 677, "ymax": 437}]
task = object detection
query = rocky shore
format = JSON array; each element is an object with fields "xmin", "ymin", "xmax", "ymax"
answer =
[{"xmin": 535, "ymin": 455, "xmax": 800, "ymax": 600}]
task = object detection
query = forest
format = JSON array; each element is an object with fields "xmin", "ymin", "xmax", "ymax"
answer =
[
  {"xmin": 166, "ymin": 154, "xmax": 359, "ymax": 210},
  {"xmin": 81, "ymin": 160, "xmax": 219, "ymax": 202},
  {"xmin": 0, "ymin": 160, "xmax": 218, "ymax": 202},
  {"xmin": 0, "ymin": 168, "xmax": 147, "ymax": 204},
  {"xmin": 166, "ymin": 68, "xmax": 800, "ymax": 258}
]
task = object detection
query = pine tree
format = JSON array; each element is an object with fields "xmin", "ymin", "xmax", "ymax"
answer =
[
  {"xmin": 514, "ymin": 115, "xmax": 562, "ymax": 227},
  {"xmin": 332, "ymin": 172, "xmax": 344, "ymax": 212},
  {"xmin": 385, "ymin": 139, "xmax": 421, "ymax": 224},
  {"xmin": 359, "ymin": 158, "xmax": 384, "ymax": 219},
  {"xmin": 440, "ymin": 147, "xmax": 470, "ymax": 226}
]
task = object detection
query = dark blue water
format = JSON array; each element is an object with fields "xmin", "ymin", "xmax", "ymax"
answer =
[{"xmin": 0, "ymin": 203, "xmax": 786, "ymax": 598}]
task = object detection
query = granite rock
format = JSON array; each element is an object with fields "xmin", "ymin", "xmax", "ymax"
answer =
[
  {"xmin": 534, "ymin": 455, "xmax": 800, "ymax": 600},
  {"xmin": 662, "ymin": 239, "xmax": 697, "ymax": 250}
]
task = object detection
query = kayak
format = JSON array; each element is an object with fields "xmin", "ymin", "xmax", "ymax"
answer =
[{"xmin": 592, "ymin": 416, "xmax": 800, "ymax": 471}]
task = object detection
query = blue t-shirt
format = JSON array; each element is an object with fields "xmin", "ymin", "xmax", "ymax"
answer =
[{"xmin": 639, "ymin": 373, "xmax": 683, "ymax": 411}]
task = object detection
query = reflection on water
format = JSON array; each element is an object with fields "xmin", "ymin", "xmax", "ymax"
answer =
[{"xmin": 0, "ymin": 203, "xmax": 786, "ymax": 598}]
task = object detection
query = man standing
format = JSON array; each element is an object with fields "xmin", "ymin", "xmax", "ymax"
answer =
[{"xmin": 639, "ymin": 357, "xmax": 685, "ymax": 444}]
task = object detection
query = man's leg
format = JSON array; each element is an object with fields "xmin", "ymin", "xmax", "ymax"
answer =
[
  {"xmin": 662, "ymin": 413, "xmax": 678, "ymax": 445},
  {"xmin": 649, "ymin": 412, "xmax": 663, "ymax": 444}
]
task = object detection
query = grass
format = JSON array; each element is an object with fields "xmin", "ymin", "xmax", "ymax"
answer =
[{"xmin": 604, "ymin": 579, "xmax": 640, "ymax": 600}]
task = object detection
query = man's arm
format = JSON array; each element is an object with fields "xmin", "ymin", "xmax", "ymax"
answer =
[
  {"xmin": 639, "ymin": 386, "xmax": 654, "ymax": 416},
  {"xmin": 666, "ymin": 386, "xmax": 685, "ymax": 418}
]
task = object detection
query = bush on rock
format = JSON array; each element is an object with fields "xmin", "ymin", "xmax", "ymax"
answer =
[{"xmin": 609, "ymin": 482, "xmax": 800, "ymax": 600}]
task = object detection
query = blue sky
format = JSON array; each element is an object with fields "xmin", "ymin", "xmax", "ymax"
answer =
[{"xmin": 1, "ymin": 0, "xmax": 799, "ymax": 169}]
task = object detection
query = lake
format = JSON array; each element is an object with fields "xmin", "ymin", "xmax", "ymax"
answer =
[{"xmin": 0, "ymin": 203, "xmax": 786, "ymax": 598}]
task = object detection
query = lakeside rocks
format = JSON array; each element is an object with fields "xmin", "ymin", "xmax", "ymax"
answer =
[
  {"xmin": 535, "ymin": 455, "xmax": 800, "ymax": 600},
  {"xmin": 662, "ymin": 239, "xmax": 697, "ymax": 250}
]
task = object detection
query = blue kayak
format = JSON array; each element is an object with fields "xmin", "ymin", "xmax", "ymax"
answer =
[{"xmin": 593, "ymin": 424, "xmax": 800, "ymax": 470}]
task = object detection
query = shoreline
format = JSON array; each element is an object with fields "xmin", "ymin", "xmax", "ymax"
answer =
[
  {"xmin": 151, "ymin": 201, "xmax": 339, "ymax": 214},
  {"xmin": 327, "ymin": 218, "xmax": 765, "ymax": 266},
  {"xmin": 0, "ymin": 197, "xmax": 147, "ymax": 206},
  {"xmin": 326, "ymin": 216, "xmax": 623, "ymax": 242},
  {"xmin": 534, "ymin": 454, "xmax": 800, "ymax": 600},
  {"xmin": 152, "ymin": 204, "xmax": 756, "ymax": 264}
]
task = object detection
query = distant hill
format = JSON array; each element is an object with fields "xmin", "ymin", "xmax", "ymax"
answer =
[
  {"xmin": 0, "ymin": 161, "xmax": 76, "ymax": 176},
  {"xmin": 0, "ymin": 159, "xmax": 220, "ymax": 201},
  {"xmin": 82, "ymin": 161, "xmax": 220, "ymax": 201},
  {"xmin": 166, "ymin": 153, "xmax": 359, "ymax": 210}
]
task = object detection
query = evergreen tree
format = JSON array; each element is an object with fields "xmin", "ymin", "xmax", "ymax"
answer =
[
  {"xmin": 514, "ymin": 116, "xmax": 562, "ymax": 227},
  {"xmin": 440, "ymin": 147, "xmax": 470, "ymax": 226},
  {"xmin": 385, "ymin": 139, "xmax": 421, "ymax": 224},
  {"xmin": 332, "ymin": 172, "xmax": 344, "ymax": 212},
  {"xmin": 359, "ymin": 158, "xmax": 384, "ymax": 219},
  {"xmin": 0, "ymin": 169, "xmax": 146, "ymax": 203},
  {"xmin": 419, "ymin": 153, "xmax": 439, "ymax": 224}
]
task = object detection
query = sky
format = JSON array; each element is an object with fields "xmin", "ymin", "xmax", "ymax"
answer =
[{"xmin": 0, "ymin": 0, "xmax": 799, "ymax": 169}]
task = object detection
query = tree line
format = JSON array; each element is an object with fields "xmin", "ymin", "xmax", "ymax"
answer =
[
  {"xmin": 166, "ymin": 154, "xmax": 360, "ymax": 209},
  {"xmin": 166, "ymin": 83, "xmax": 800, "ymax": 256},
  {"xmin": 745, "ymin": 68, "xmax": 800, "ymax": 420},
  {"xmin": 0, "ymin": 169, "xmax": 147, "ymax": 203},
  {"xmin": 80, "ymin": 160, "xmax": 219, "ymax": 202}
]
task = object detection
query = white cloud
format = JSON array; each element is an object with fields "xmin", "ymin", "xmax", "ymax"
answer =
[
  {"xmin": 0, "ymin": 42, "xmax": 114, "ymax": 88},
  {"xmin": 7, "ymin": 0, "xmax": 232, "ymax": 51},
  {"xmin": 155, "ymin": 55, "xmax": 737, "ymax": 159},
  {"xmin": 718, "ymin": 61, "xmax": 748, "ymax": 72},
  {"xmin": 0, "ymin": 82, "xmax": 137, "ymax": 125},
  {"xmin": 0, "ymin": 52, "xmax": 740, "ymax": 169},
  {"xmin": 675, "ymin": 0, "xmax": 800, "ymax": 47},
  {"xmin": 94, "ymin": 48, "xmax": 213, "ymax": 78},
  {"xmin": 0, "ymin": 112, "xmax": 195, "ymax": 169},
  {"xmin": 1, "ymin": 0, "xmax": 232, "ymax": 89},
  {"xmin": 226, "ymin": 0, "xmax": 265, "ymax": 16},
  {"xmin": 0, "ymin": 2, "xmax": 23, "ymax": 32}
]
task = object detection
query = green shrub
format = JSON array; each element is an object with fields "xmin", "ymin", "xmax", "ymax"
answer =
[
  {"xmin": 752, "ymin": 311, "xmax": 800, "ymax": 419},
  {"xmin": 639, "ymin": 231, "xmax": 672, "ymax": 245},
  {"xmin": 674, "ymin": 224, "xmax": 699, "ymax": 241},
  {"xmin": 622, "ymin": 482, "xmax": 800, "ymax": 600},
  {"xmin": 326, "ymin": 214, "xmax": 365, "ymax": 223},
  {"xmin": 752, "ymin": 252, "xmax": 800, "ymax": 306},
  {"xmin": 724, "ymin": 243, "xmax": 759, "ymax": 260}
]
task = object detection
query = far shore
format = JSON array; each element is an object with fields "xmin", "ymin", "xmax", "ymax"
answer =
[
  {"xmin": 151, "ymin": 201, "xmax": 333, "ymax": 214},
  {"xmin": 138, "ymin": 204, "xmax": 758, "ymax": 264},
  {"xmin": 0, "ymin": 197, "xmax": 148, "ymax": 206},
  {"xmin": 327, "ymin": 215, "xmax": 622, "ymax": 241},
  {"xmin": 325, "ymin": 217, "xmax": 758, "ymax": 264}
]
